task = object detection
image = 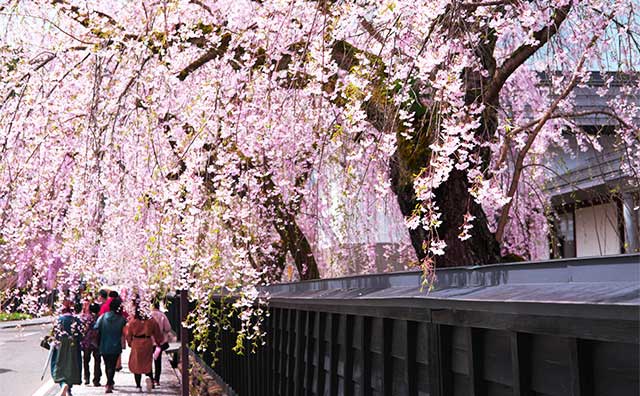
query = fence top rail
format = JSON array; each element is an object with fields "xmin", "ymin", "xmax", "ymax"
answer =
[{"xmin": 261, "ymin": 254, "xmax": 640, "ymax": 312}]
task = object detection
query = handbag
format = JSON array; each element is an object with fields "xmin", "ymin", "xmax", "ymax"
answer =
[{"xmin": 40, "ymin": 335, "xmax": 53, "ymax": 350}]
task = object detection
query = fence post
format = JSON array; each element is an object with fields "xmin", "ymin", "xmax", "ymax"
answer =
[{"xmin": 180, "ymin": 289, "xmax": 189, "ymax": 396}]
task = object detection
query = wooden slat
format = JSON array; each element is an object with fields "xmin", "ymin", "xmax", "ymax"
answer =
[
  {"xmin": 262, "ymin": 317, "xmax": 268, "ymax": 396},
  {"xmin": 294, "ymin": 310, "xmax": 306, "ymax": 396},
  {"xmin": 268, "ymin": 311, "xmax": 275, "ymax": 396},
  {"xmin": 260, "ymin": 315, "xmax": 269, "ymax": 396},
  {"xmin": 315, "ymin": 312, "xmax": 327, "ymax": 396},
  {"xmin": 223, "ymin": 328, "xmax": 228, "ymax": 387},
  {"xmin": 569, "ymin": 338, "xmax": 593, "ymax": 396},
  {"xmin": 286, "ymin": 309, "xmax": 296, "ymax": 396},
  {"xmin": 466, "ymin": 327, "xmax": 484, "ymax": 396},
  {"xmin": 360, "ymin": 316, "xmax": 372, "ymax": 396},
  {"xmin": 232, "ymin": 318, "xmax": 237, "ymax": 391},
  {"xmin": 273, "ymin": 308, "xmax": 282, "ymax": 396},
  {"xmin": 268, "ymin": 309, "xmax": 274, "ymax": 395},
  {"xmin": 406, "ymin": 321, "xmax": 417, "ymax": 396},
  {"xmin": 510, "ymin": 332, "xmax": 531, "ymax": 396},
  {"xmin": 247, "ymin": 329, "xmax": 254, "ymax": 396},
  {"xmin": 569, "ymin": 337, "xmax": 581, "ymax": 396},
  {"xmin": 328, "ymin": 313, "xmax": 339, "ymax": 396},
  {"xmin": 255, "ymin": 322, "xmax": 262, "ymax": 396},
  {"xmin": 278, "ymin": 309, "xmax": 289, "ymax": 396},
  {"xmin": 227, "ymin": 323, "xmax": 232, "ymax": 391},
  {"xmin": 382, "ymin": 318, "xmax": 393, "ymax": 396},
  {"xmin": 234, "ymin": 318, "xmax": 240, "ymax": 393},
  {"xmin": 344, "ymin": 315, "xmax": 355, "ymax": 396},
  {"xmin": 431, "ymin": 324, "xmax": 452, "ymax": 396},
  {"xmin": 304, "ymin": 311, "xmax": 314, "ymax": 396}
]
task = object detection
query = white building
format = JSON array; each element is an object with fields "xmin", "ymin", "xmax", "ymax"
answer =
[{"xmin": 546, "ymin": 74, "xmax": 639, "ymax": 258}]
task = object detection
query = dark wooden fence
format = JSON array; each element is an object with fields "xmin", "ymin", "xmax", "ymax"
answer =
[{"xmin": 169, "ymin": 254, "xmax": 640, "ymax": 396}]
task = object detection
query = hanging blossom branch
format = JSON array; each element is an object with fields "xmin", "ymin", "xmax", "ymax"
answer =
[{"xmin": 494, "ymin": 31, "xmax": 607, "ymax": 243}]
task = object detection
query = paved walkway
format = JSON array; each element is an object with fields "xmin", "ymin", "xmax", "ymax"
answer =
[
  {"xmin": 0, "ymin": 316, "xmax": 54, "ymax": 329},
  {"xmin": 44, "ymin": 349, "xmax": 181, "ymax": 396}
]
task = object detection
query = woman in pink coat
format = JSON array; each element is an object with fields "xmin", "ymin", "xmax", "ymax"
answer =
[{"xmin": 125, "ymin": 303, "xmax": 162, "ymax": 392}]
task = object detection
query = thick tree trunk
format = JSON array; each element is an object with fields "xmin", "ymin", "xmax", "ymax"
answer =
[
  {"xmin": 273, "ymin": 208, "xmax": 320, "ymax": 280},
  {"xmin": 389, "ymin": 149, "xmax": 429, "ymax": 260},
  {"xmin": 273, "ymin": 214, "xmax": 320, "ymax": 280},
  {"xmin": 261, "ymin": 171, "xmax": 320, "ymax": 280},
  {"xmin": 433, "ymin": 169, "xmax": 501, "ymax": 266},
  {"xmin": 390, "ymin": 154, "xmax": 501, "ymax": 267},
  {"xmin": 389, "ymin": 23, "xmax": 502, "ymax": 266}
]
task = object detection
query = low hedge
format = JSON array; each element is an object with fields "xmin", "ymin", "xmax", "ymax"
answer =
[{"xmin": 0, "ymin": 312, "xmax": 32, "ymax": 321}]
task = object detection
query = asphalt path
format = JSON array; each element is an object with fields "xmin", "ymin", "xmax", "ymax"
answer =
[{"xmin": 0, "ymin": 324, "xmax": 55, "ymax": 396}]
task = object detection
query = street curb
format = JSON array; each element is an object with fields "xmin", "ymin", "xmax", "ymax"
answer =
[{"xmin": 0, "ymin": 316, "xmax": 54, "ymax": 329}]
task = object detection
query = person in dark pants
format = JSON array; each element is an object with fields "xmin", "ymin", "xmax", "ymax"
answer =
[
  {"xmin": 150, "ymin": 300, "xmax": 172, "ymax": 386},
  {"xmin": 94, "ymin": 298, "xmax": 126, "ymax": 394},
  {"xmin": 99, "ymin": 290, "xmax": 128, "ymax": 372},
  {"xmin": 79, "ymin": 301, "xmax": 101, "ymax": 386},
  {"xmin": 100, "ymin": 355, "xmax": 118, "ymax": 393}
]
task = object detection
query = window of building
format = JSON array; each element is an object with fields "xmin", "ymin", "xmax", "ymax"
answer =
[{"xmin": 553, "ymin": 211, "xmax": 576, "ymax": 258}]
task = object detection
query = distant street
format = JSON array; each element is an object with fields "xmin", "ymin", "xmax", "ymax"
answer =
[{"xmin": 0, "ymin": 324, "xmax": 54, "ymax": 396}]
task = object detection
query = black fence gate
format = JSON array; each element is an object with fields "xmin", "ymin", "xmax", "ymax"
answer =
[{"xmin": 171, "ymin": 254, "xmax": 640, "ymax": 396}]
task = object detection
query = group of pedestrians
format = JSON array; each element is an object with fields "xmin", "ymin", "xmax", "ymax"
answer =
[{"xmin": 48, "ymin": 290, "xmax": 173, "ymax": 395}]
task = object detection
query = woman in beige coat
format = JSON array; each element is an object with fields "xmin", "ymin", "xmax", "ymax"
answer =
[{"xmin": 125, "ymin": 304, "xmax": 162, "ymax": 392}]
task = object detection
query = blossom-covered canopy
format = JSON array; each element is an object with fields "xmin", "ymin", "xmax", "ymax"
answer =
[{"xmin": 0, "ymin": 2, "xmax": 638, "ymax": 343}]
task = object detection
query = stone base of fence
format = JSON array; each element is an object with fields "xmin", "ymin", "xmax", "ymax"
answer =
[{"xmin": 190, "ymin": 351, "xmax": 230, "ymax": 396}]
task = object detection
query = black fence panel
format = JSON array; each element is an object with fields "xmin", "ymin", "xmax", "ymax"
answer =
[
  {"xmin": 176, "ymin": 254, "xmax": 640, "ymax": 396},
  {"xmin": 166, "ymin": 295, "xmax": 181, "ymax": 339}
]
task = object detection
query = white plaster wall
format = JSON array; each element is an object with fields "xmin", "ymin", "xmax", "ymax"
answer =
[{"xmin": 575, "ymin": 203, "xmax": 621, "ymax": 257}]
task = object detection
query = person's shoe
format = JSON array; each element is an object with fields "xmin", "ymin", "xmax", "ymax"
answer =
[
  {"xmin": 59, "ymin": 384, "xmax": 69, "ymax": 396},
  {"xmin": 105, "ymin": 384, "xmax": 113, "ymax": 394},
  {"xmin": 136, "ymin": 386, "xmax": 143, "ymax": 393},
  {"xmin": 93, "ymin": 381, "xmax": 101, "ymax": 387},
  {"xmin": 145, "ymin": 377, "xmax": 153, "ymax": 391},
  {"xmin": 84, "ymin": 380, "xmax": 90, "ymax": 385}
]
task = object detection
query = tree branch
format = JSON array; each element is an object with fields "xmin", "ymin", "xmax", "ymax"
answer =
[
  {"xmin": 461, "ymin": 0, "xmax": 520, "ymax": 8},
  {"xmin": 177, "ymin": 33, "xmax": 232, "ymax": 80},
  {"xmin": 494, "ymin": 32, "xmax": 601, "ymax": 243},
  {"xmin": 484, "ymin": 2, "xmax": 573, "ymax": 105}
]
